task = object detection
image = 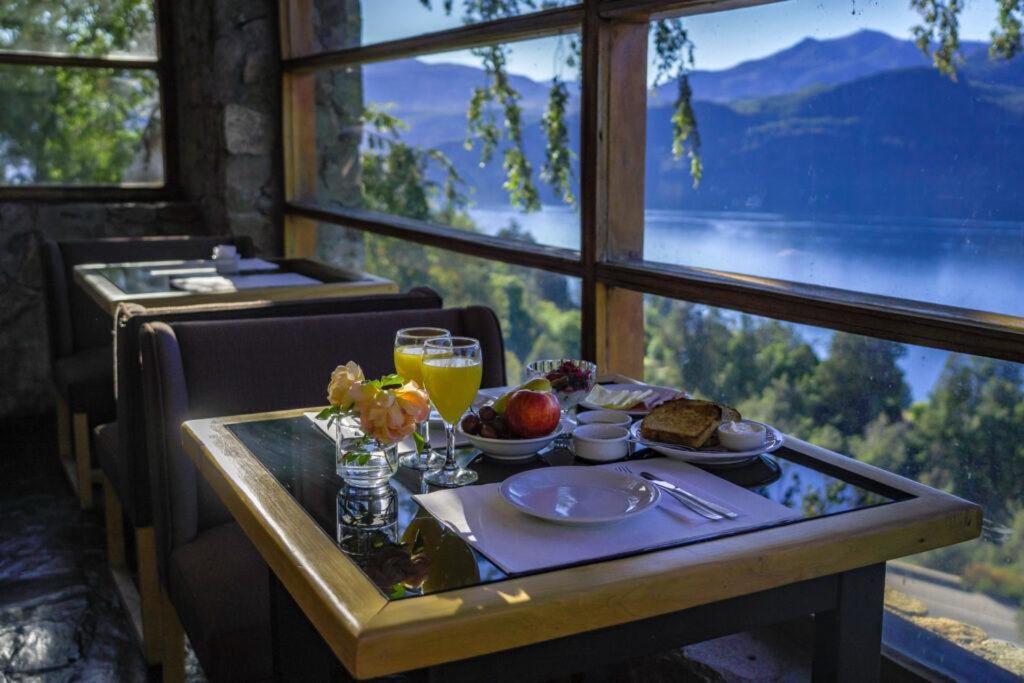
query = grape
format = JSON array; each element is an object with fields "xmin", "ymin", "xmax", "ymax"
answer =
[
  {"xmin": 480, "ymin": 424, "xmax": 498, "ymax": 439},
  {"xmin": 479, "ymin": 405, "xmax": 497, "ymax": 422},
  {"xmin": 461, "ymin": 414, "xmax": 481, "ymax": 435}
]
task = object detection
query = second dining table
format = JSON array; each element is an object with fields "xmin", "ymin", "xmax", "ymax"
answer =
[
  {"xmin": 181, "ymin": 375, "xmax": 981, "ymax": 682},
  {"xmin": 74, "ymin": 256, "xmax": 397, "ymax": 315}
]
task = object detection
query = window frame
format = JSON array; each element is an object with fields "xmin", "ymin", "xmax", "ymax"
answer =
[
  {"xmin": 278, "ymin": 0, "xmax": 1024, "ymax": 675},
  {"xmin": 0, "ymin": 0, "xmax": 178, "ymax": 198},
  {"xmin": 279, "ymin": 0, "xmax": 1024, "ymax": 371}
]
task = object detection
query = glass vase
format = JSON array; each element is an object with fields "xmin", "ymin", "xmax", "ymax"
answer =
[{"xmin": 334, "ymin": 415, "xmax": 399, "ymax": 488}]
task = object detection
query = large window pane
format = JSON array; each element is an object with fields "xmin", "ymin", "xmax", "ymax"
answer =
[
  {"xmin": 303, "ymin": 0, "xmax": 579, "ymax": 53},
  {"xmin": 644, "ymin": 293, "xmax": 1024, "ymax": 677},
  {"xmin": 642, "ymin": 0, "xmax": 1024, "ymax": 316},
  {"xmin": 310, "ymin": 34, "xmax": 580, "ymax": 251},
  {"xmin": 316, "ymin": 225, "xmax": 580, "ymax": 380},
  {"xmin": 0, "ymin": 1, "xmax": 156, "ymax": 57},
  {"xmin": 0, "ymin": 65, "xmax": 162, "ymax": 185}
]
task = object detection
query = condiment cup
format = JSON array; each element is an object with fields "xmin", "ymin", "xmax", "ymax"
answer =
[
  {"xmin": 576, "ymin": 409, "xmax": 632, "ymax": 429},
  {"xmin": 572, "ymin": 424, "xmax": 630, "ymax": 462}
]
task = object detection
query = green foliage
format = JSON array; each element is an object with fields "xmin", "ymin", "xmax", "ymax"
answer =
[
  {"xmin": 0, "ymin": 65, "xmax": 157, "ymax": 184},
  {"xmin": 652, "ymin": 18, "xmax": 702, "ymax": 185},
  {"xmin": 992, "ymin": 0, "xmax": 1024, "ymax": 60},
  {"xmin": 540, "ymin": 77, "xmax": 575, "ymax": 206},
  {"xmin": 911, "ymin": 0, "xmax": 964, "ymax": 77},
  {"xmin": 0, "ymin": 0, "xmax": 154, "ymax": 55},
  {"xmin": 913, "ymin": 0, "xmax": 1024, "ymax": 75},
  {"xmin": 360, "ymin": 105, "xmax": 467, "ymax": 218},
  {"xmin": 0, "ymin": 1, "xmax": 157, "ymax": 184}
]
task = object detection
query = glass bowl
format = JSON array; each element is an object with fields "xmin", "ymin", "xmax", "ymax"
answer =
[{"xmin": 525, "ymin": 359, "xmax": 598, "ymax": 413}]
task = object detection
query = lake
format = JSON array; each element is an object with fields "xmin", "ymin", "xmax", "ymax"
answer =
[{"xmin": 468, "ymin": 205, "xmax": 1024, "ymax": 400}]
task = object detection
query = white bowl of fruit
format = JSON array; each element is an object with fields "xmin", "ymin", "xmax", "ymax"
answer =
[{"xmin": 458, "ymin": 380, "xmax": 566, "ymax": 462}]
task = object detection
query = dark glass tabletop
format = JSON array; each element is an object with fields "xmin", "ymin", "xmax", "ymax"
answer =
[
  {"xmin": 80, "ymin": 259, "xmax": 334, "ymax": 295},
  {"xmin": 227, "ymin": 415, "xmax": 910, "ymax": 601}
]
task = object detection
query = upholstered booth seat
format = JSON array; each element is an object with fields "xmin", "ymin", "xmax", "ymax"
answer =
[
  {"xmin": 40, "ymin": 234, "xmax": 255, "ymax": 510},
  {"xmin": 140, "ymin": 306, "xmax": 506, "ymax": 682},
  {"xmin": 53, "ymin": 347, "xmax": 116, "ymax": 418},
  {"xmin": 168, "ymin": 523, "xmax": 271, "ymax": 683},
  {"xmin": 101, "ymin": 287, "xmax": 443, "ymax": 666}
]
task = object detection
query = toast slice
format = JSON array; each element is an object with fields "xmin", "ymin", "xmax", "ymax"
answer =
[{"xmin": 641, "ymin": 397, "xmax": 724, "ymax": 448}]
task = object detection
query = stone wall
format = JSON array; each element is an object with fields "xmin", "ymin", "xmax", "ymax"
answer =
[
  {"xmin": 174, "ymin": 0, "xmax": 282, "ymax": 256},
  {"xmin": 0, "ymin": 202, "xmax": 206, "ymax": 417},
  {"xmin": 0, "ymin": 0, "xmax": 283, "ymax": 418}
]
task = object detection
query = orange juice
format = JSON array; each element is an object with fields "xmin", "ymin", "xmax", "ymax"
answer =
[
  {"xmin": 422, "ymin": 356, "xmax": 482, "ymax": 424},
  {"xmin": 393, "ymin": 345, "xmax": 425, "ymax": 384}
]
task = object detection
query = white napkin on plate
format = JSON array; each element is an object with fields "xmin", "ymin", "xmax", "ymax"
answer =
[{"xmin": 413, "ymin": 458, "xmax": 802, "ymax": 575}]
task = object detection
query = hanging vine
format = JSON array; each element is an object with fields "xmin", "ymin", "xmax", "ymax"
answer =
[
  {"xmin": 651, "ymin": 18, "xmax": 700, "ymax": 186},
  {"xmin": 912, "ymin": 0, "xmax": 1024, "ymax": 75}
]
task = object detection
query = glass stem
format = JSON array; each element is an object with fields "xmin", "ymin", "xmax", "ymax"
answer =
[
  {"xmin": 444, "ymin": 423, "xmax": 457, "ymax": 471},
  {"xmin": 417, "ymin": 420, "xmax": 431, "ymax": 458}
]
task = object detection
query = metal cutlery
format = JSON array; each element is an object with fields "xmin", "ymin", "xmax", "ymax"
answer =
[
  {"xmin": 639, "ymin": 471, "xmax": 738, "ymax": 519},
  {"xmin": 615, "ymin": 465, "xmax": 722, "ymax": 520}
]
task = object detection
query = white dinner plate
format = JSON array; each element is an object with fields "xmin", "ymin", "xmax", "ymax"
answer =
[
  {"xmin": 499, "ymin": 466, "xmax": 661, "ymax": 525},
  {"xmin": 578, "ymin": 383, "xmax": 684, "ymax": 416},
  {"xmin": 629, "ymin": 420, "xmax": 784, "ymax": 465}
]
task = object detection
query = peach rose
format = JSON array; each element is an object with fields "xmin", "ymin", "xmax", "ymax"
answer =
[
  {"xmin": 358, "ymin": 381, "xmax": 429, "ymax": 444},
  {"xmin": 394, "ymin": 381, "xmax": 430, "ymax": 424},
  {"xmin": 327, "ymin": 361, "xmax": 365, "ymax": 409}
]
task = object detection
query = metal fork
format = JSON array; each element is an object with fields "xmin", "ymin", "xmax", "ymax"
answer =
[{"xmin": 614, "ymin": 465, "xmax": 723, "ymax": 520}]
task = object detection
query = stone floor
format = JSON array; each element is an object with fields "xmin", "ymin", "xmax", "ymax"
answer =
[
  {"xmin": 0, "ymin": 416, "xmax": 205, "ymax": 683},
  {"xmin": 0, "ymin": 414, "xmax": 808, "ymax": 682}
]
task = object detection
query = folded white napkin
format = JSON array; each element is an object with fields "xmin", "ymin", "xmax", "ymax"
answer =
[
  {"xmin": 414, "ymin": 458, "xmax": 802, "ymax": 575},
  {"xmin": 170, "ymin": 272, "xmax": 320, "ymax": 293}
]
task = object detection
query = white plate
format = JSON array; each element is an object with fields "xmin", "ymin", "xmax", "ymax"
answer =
[
  {"xmin": 630, "ymin": 420, "xmax": 784, "ymax": 465},
  {"xmin": 579, "ymin": 383, "xmax": 684, "ymax": 416},
  {"xmin": 458, "ymin": 418, "xmax": 570, "ymax": 463},
  {"xmin": 499, "ymin": 467, "xmax": 661, "ymax": 525}
]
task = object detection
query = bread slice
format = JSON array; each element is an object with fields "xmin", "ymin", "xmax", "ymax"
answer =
[{"xmin": 641, "ymin": 398, "xmax": 724, "ymax": 448}]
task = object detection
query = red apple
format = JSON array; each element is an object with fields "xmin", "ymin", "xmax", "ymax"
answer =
[{"xmin": 506, "ymin": 390, "xmax": 561, "ymax": 438}]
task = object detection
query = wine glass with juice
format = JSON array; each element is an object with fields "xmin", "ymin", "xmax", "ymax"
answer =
[
  {"xmin": 421, "ymin": 336, "xmax": 482, "ymax": 488},
  {"xmin": 393, "ymin": 327, "xmax": 450, "ymax": 470}
]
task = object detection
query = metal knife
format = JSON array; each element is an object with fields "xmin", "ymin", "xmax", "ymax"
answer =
[{"xmin": 639, "ymin": 472, "xmax": 738, "ymax": 519}]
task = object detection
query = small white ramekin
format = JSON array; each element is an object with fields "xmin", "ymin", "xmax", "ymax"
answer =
[{"xmin": 572, "ymin": 424, "xmax": 630, "ymax": 462}]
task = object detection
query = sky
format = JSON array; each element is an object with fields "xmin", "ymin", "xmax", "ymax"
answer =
[{"xmin": 361, "ymin": 0, "xmax": 1002, "ymax": 81}]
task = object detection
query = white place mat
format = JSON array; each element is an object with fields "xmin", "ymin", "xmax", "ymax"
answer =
[
  {"xmin": 170, "ymin": 272, "xmax": 320, "ymax": 292},
  {"xmin": 413, "ymin": 459, "xmax": 802, "ymax": 575},
  {"xmin": 303, "ymin": 412, "xmax": 467, "ymax": 451}
]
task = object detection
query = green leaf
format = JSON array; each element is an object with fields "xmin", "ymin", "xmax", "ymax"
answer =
[
  {"xmin": 316, "ymin": 406, "xmax": 339, "ymax": 421},
  {"xmin": 379, "ymin": 372, "xmax": 406, "ymax": 388},
  {"xmin": 413, "ymin": 431, "xmax": 427, "ymax": 454}
]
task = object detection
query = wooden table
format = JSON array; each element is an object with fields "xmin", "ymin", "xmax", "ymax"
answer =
[
  {"xmin": 182, "ymin": 399, "xmax": 980, "ymax": 682},
  {"xmin": 73, "ymin": 257, "xmax": 397, "ymax": 315}
]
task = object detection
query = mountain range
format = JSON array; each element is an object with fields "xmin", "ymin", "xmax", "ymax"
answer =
[{"xmin": 360, "ymin": 30, "xmax": 1024, "ymax": 220}]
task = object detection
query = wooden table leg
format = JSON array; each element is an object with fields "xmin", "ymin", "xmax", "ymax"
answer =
[
  {"xmin": 72, "ymin": 413, "xmax": 94, "ymax": 510},
  {"xmin": 812, "ymin": 563, "xmax": 885, "ymax": 683}
]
